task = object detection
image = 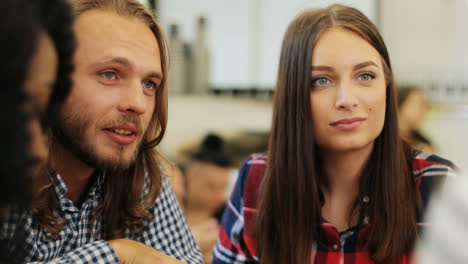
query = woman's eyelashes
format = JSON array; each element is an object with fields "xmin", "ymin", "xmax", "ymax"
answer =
[
  {"xmin": 311, "ymin": 72, "xmax": 377, "ymax": 89},
  {"xmin": 311, "ymin": 76, "xmax": 332, "ymax": 89},
  {"xmin": 357, "ymin": 72, "xmax": 376, "ymax": 82}
]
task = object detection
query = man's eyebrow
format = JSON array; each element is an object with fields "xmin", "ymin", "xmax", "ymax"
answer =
[
  {"xmin": 147, "ymin": 72, "xmax": 162, "ymax": 80},
  {"xmin": 92, "ymin": 57, "xmax": 163, "ymax": 79},
  {"xmin": 91, "ymin": 57, "xmax": 133, "ymax": 69}
]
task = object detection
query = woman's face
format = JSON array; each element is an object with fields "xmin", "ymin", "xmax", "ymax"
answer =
[
  {"xmin": 399, "ymin": 90, "xmax": 427, "ymax": 130},
  {"xmin": 23, "ymin": 32, "xmax": 58, "ymax": 172},
  {"xmin": 310, "ymin": 27, "xmax": 387, "ymax": 153}
]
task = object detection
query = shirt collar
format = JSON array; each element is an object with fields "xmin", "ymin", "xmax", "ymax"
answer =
[
  {"xmin": 50, "ymin": 170, "xmax": 106, "ymax": 213},
  {"xmin": 318, "ymin": 191, "xmax": 371, "ymax": 228}
]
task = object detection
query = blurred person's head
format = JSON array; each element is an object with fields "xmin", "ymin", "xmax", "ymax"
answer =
[
  {"xmin": 186, "ymin": 134, "xmax": 232, "ymax": 214},
  {"xmin": 34, "ymin": 0, "xmax": 170, "ymax": 239},
  {"xmin": 258, "ymin": 4, "xmax": 419, "ymax": 263},
  {"xmin": 0, "ymin": 0, "xmax": 75, "ymax": 216},
  {"xmin": 398, "ymin": 86, "xmax": 428, "ymax": 131}
]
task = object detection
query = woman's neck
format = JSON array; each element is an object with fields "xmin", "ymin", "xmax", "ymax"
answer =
[{"xmin": 319, "ymin": 142, "xmax": 374, "ymax": 231}]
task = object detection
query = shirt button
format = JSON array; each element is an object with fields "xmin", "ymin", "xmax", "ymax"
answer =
[
  {"xmin": 363, "ymin": 195, "xmax": 370, "ymax": 203},
  {"xmin": 332, "ymin": 244, "xmax": 339, "ymax": 251}
]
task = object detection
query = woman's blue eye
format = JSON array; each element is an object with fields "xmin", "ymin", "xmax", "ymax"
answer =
[
  {"xmin": 313, "ymin": 77, "xmax": 330, "ymax": 86},
  {"xmin": 358, "ymin": 73, "xmax": 374, "ymax": 81},
  {"xmin": 101, "ymin": 71, "xmax": 116, "ymax": 80},
  {"xmin": 143, "ymin": 80, "xmax": 156, "ymax": 89}
]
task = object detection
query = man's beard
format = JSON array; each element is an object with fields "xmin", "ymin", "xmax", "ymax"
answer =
[{"xmin": 51, "ymin": 110, "xmax": 143, "ymax": 172}]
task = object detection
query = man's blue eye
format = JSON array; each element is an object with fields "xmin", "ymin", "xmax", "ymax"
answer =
[
  {"xmin": 101, "ymin": 71, "xmax": 116, "ymax": 80},
  {"xmin": 143, "ymin": 80, "xmax": 155, "ymax": 89}
]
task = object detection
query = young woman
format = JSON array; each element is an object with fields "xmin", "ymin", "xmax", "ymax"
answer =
[{"xmin": 213, "ymin": 4, "xmax": 456, "ymax": 264}]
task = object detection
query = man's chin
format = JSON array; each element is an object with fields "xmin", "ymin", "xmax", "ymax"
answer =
[{"xmin": 92, "ymin": 150, "xmax": 138, "ymax": 171}]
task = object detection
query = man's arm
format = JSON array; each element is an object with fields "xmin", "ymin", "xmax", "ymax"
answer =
[
  {"xmin": 24, "ymin": 239, "xmax": 185, "ymax": 264},
  {"xmin": 24, "ymin": 240, "xmax": 119, "ymax": 264},
  {"xmin": 135, "ymin": 176, "xmax": 203, "ymax": 264}
]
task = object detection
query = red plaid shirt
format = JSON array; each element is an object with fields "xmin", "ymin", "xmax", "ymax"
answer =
[{"xmin": 213, "ymin": 152, "xmax": 456, "ymax": 264}]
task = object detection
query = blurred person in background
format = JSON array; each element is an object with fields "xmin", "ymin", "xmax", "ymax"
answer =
[
  {"xmin": 397, "ymin": 85, "xmax": 434, "ymax": 153},
  {"xmin": 164, "ymin": 158, "xmax": 219, "ymax": 264},
  {"xmin": 0, "ymin": 0, "xmax": 74, "ymax": 218},
  {"xmin": 0, "ymin": 0, "xmax": 75, "ymax": 262},
  {"xmin": 213, "ymin": 4, "xmax": 456, "ymax": 264},
  {"xmin": 185, "ymin": 134, "xmax": 233, "ymax": 223},
  {"xmin": 175, "ymin": 133, "xmax": 233, "ymax": 263}
]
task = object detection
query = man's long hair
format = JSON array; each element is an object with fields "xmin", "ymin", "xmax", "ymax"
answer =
[
  {"xmin": 256, "ymin": 5, "xmax": 419, "ymax": 263},
  {"xmin": 32, "ymin": 0, "xmax": 169, "ymax": 239}
]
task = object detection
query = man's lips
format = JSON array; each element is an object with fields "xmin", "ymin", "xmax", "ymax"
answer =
[
  {"xmin": 330, "ymin": 117, "xmax": 367, "ymax": 131},
  {"xmin": 102, "ymin": 124, "xmax": 139, "ymax": 145}
]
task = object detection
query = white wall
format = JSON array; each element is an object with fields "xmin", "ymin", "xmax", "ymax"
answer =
[
  {"xmin": 158, "ymin": 0, "xmax": 377, "ymax": 89},
  {"xmin": 256, "ymin": 0, "xmax": 377, "ymax": 88},
  {"xmin": 158, "ymin": 0, "xmax": 252, "ymax": 88},
  {"xmin": 381, "ymin": 0, "xmax": 468, "ymax": 84}
]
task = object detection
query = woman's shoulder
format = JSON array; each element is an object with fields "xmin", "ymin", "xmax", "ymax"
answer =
[
  {"xmin": 412, "ymin": 151, "xmax": 457, "ymax": 179},
  {"xmin": 412, "ymin": 152, "xmax": 458, "ymax": 213},
  {"xmin": 238, "ymin": 153, "xmax": 269, "ymax": 183},
  {"xmin": 236, "ymin": 153, "xmax": 268, "ymax": 209},
  {"xmin": 243, "ymin": 153, "xmax": 269, "ymax": 166}
]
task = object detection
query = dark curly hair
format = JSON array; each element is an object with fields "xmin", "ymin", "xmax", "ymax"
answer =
[
  {"xmin": 37, "ymin": 0, "xmax": 76, "ymax": 128},
  {"xmin": 0, "ymin": 0, "xmax": 38, "ymax": 212},
  {"xmin": 0, "ymin": 0, "xmax": 75, "ymax": 212}
]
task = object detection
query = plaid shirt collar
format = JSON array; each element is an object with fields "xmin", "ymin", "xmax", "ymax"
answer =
[{"xmin": 51, "ymin": 170, "xmax": 105, "ymax": 213}]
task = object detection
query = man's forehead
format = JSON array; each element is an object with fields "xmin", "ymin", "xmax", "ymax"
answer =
[
  {"xmin": 74, "ymin": 9, "xmax": 161, "ymax": 69},
  {"xmin": 74, "ymin": 9, "xmax": 156, "ymax": 45}
]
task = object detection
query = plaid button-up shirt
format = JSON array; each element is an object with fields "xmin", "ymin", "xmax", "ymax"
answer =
[
  {"xmin": 0, "ymin": 172, "xmax": 203, "ymax": 264},
  {"xmin": 213, "ymin": 152, "xmax": 456, "ymax": 264}
]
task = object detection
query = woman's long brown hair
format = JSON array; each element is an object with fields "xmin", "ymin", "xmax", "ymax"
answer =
[
  {"xmin": 31, "ymin": 0, "xmax": 169, "ymax": 239},
  {"xmin": 256, "ymin": 5, "xmax": 418, "ymax": 263}
]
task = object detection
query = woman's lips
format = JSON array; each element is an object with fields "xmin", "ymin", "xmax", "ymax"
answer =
[{"xmin": 330, "ymin": 117, "xmax": 367, "ymax": 131}]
